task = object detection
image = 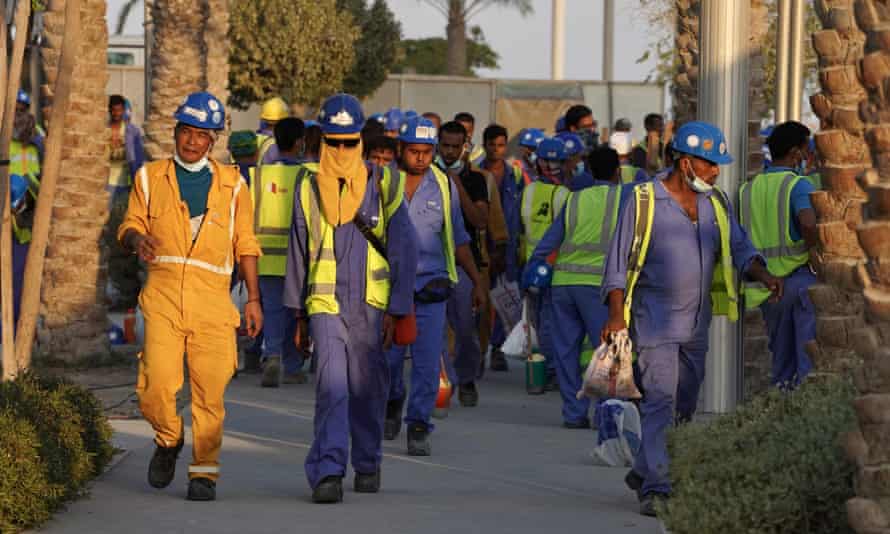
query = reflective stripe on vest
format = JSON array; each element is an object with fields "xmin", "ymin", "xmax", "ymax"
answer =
[
  {"xmin": 520, "ymin": 181, "xmax": 569, "ymax": 262},
  {"xmin": 624, "ymin": 182, "xmax": 738, "ymax": 324},
  {"xmin": 552, "ymin": 184, "xmax": 620, "ymax": 286},
  {"xmin": 429, "ymin": 165, "xmax": 459, "ymax": 284},
  {"xmin": 252, "ymin": 161, "xmax": 300, "ymax": 276}
]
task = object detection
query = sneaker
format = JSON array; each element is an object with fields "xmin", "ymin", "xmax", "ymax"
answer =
[
  {"xmin": 383, "ymin": 398, "xmax": 404, "ymax": 441},
  {"xmin": 312, "ymin": 476, "xmax": 344, "ymax": 504},
  {"xmin": 186, "ymin": 477, "xmax": 216, "ymax": 501},
  {"xmin": 458, "ymin": 382, "xmax": 478, "ymax": 407},
  {"xmin": 640, "ymin": 492, "xmax": 669, "ymax": 517},
  {"xmin": 490, "ymin": 350, "xmax": 509, "ymax": 372},
  {"xmin": 147, "ymin": 438, "xmax": 184, "ymax": 489},
  {"xmin": 261, "ymin": 355, "xmax": 281, "ymax": 388},
  {"xmin": 625, "ymin": 469, "xmax": 643, "ymax": 499},
  {"xmin": 562, "ymin": 418, "xmax": 590, "ymax": 429},
  {"xmin": 407, "ymin": 422, "xmax": 431, "ymax": 456},
  {"xmin": 354, "ymin": 469, "xmax": 381, "ymax": 493},
  {"xmin": 283, "ymin": 370, "xmax": 308, "ymax": 384}
]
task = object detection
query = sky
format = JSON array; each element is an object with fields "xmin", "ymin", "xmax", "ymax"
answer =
[{"xmin": 105, "ymin": 0, "xmax": 662, "ymax": 83}]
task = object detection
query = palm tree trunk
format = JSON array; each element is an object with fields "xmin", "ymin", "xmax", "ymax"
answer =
[
  {"xmin": 673, "ymin": 0, "xmax": 699, "ymax": 125},
  {"xmin": 810, "ymin": 1, "xmax": 890, "ymax": 531},
  {"xmin": 37, "ymin": 0, "xmax": 110, "ymax": 361},
  {"xmin": 446, "ymin": 0, "xmax": 467, "ymax": 76},
  {"xmin": 204, "ymin": 0, "xmax": 230, "ymax": 160}
]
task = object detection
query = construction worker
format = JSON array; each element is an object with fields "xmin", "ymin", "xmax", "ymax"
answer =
[
  {"xmin": 600, "ymin": 121, "xmax": 782, "ymax": 516},
  {"xmin": 366, "ymin": 135, "xmax": 398, "ymax": 168},
  {"xmin": 455, "ymin": 112, "xmax": 486, "ymax": 165},
  {"xmin": 614, "ymin": 118, "xmax": 632, "ymax": 133},
  {"xmin": 740, "ymin": 121, "xmax": 818, "ymax": 388},
  {"xmin": 361, "ymin": 119, "xmax": 386, "ymax": 154},
  {"xmin": 554, "ymin": 116, "xmax": 567, "ymax": 134},
  {"xmin": 383, "ymin": 107, "xmax": 403, "ymax": 138},
  {"xmin": 631, "ymin": 113, "xmax": 666, "ymax": 177},
  {"xmin": 2, "ymin": 172, "xmax": 37, "ymax": 341},
  {"xmin": 227, "ymin": 130, "xmax": 259, "ymax": 184},
  {"xmin": 609, "ymin": 131, "xmax": 649, "ymax": 184},
  {"xmin": 435, "ymin": 120, "xmax": 489, "ymax": 407},
  {"xmin": 257, "ymin": 96, "xmax": 289, "ymax": 163},
  {"xmin": 519, "ymin": 137, "xmax": 571, "ymax": 390},
  {"xmin": 564, "ymin": 105, "xmax": 598, "ymax": 152},
  {"xmin": 283, "ymin": 94, "xmax": 417, "ymax": 503},
  {"xmin": 384, "ymin": 116, "xmax": 486, "ymax": 455},
  {"xmin": 251, "ymin": 118, "xmax": 309, "ymax": 387},
  {"xmin": 118, "ymin": 91, "xmax": 263, "ymax": 502},
  {"xmin": 303, "ymin": 122, "xmax": 322, "ymax": 162},
  {"xmin": 556, "ymin": 132, "xmax": 594, "ymax": 191},
  {"xmin": 15, "ymin": 90, "xmax": 45, "ymax": 156},
  {"xmin": 107, "ymin": 94, "xmax": 146, "ymax": 195},
  {"xmin": 516, "ymin": 128, "xmax": 545, "ymax": 184},
  {"xmin": 478, "ymin": 123, "xmax": 524, "ymax": 372}
]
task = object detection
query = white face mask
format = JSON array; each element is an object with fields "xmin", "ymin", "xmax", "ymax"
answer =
[
  {"xmin": 174, "ymin": 151, "xmax": 210, "ymax": 173},
  {"xmin": 684, "ymin": 162, "xmax": 713, "ymax": 193}
]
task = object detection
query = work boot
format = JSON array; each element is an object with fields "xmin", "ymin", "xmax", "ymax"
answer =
[
  {"xmin": 260, "ymin": 355, "xmax": 281, "ymax": 388},
  {"xmin": 147, "ymin": 438, "xmax": 184, "ymax": 489},
  {"xmin": 639, "ymin": 492, "xmax": 669, "ymax": 517},
  {"xmin": 625, "ymin": 469, "xmax": 644, "ymax": 499},
  {"xmin": 458, "ymin": 382, "xmax": 479, "ymax": 407},
  {"xmin": 283, "ymin": 369, "xmax": 308, "ymax": 384},
  {"xmin": 354, "ymin": 469, "xmax": 381, "ymax": 493},
  {"xmin": 545, "ymin": 373, "xmax": 558, "ymax": 392},
  {"xmin": 312, "ymin": 476, "xmax": 344, "ymax": 504},
  {"xmin": 186, "ymin": 477, "xmax": 216, "ymax": 501},
  {"xmin": 490, "ymin": 350, "xmax": 509, "ymax": 372},
  {"xmin": 407, "ymin": 422, "xmax": 431, "ymax": 456},
  {"xmin": 562, "ymin": 417, "xmax": 591, "ymax": 429},
  {"xmin": 383, "ymin": 398, "xmax": 404, "ymax": 441}
]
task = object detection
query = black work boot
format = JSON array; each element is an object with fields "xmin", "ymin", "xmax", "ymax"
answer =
[
  {"xmin": 186, "ymin": 477, "xmax": 216, "ymax": 501},
  {"xmin": 490, "ymin": 350, "xmax": 509, "ymax": 372},
  {"xmin": 312, "ymin": 475, "xmax": 344, "ymax": 504},
  {"xmin": 241, "ymin": 350, "xmax": 261, "ymax": 374},
  {"xmin": 261, "ymin": 355, "xmax": 282, "ymax": 387},
  {"xmin": 407, "ymin": 422, "xmax": 431, "ymax": 456},
  {"xmin": 458, "ymin": 382, "xmax": 479, "ymax": 407},
  {"xmin": 383, "ymin": 398, "xmax": 404, "ymax": 441},
  {"xmin": 354, "ymin": 469, "xmax": 381, "ymax": 493},
  {"xmin": 625, "ymin": 469, "xmax": 643, "ymax": 499},
  {"xmin": 148, "ymin": 438, "xmax": 184, "ymax": 489}
]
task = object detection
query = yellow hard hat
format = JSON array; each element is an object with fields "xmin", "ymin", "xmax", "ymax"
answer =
[{"xmin": 260, "ymin": 97, "xmax": 288, "ymax": 121}]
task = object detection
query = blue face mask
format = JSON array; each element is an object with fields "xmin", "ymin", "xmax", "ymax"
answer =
[
  {"xmin": 574, "ymin": 161, "xmax": 585, "ymax": 176},
  {"xmin": 578, "ymin": 129, "xmax": 598, "ymax": 151},
  {"xmin": 435, "ymin": 154, "xmax": 463, "ymax": 172}
]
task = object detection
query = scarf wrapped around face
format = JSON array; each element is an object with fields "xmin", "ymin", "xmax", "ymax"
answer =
[{"xmin": 317, "ymin": 134, "xmax": 368, "ymax": 226}]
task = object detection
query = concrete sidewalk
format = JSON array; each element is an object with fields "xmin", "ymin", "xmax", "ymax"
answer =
[{"xmin": 40, "ymin": 366, "xmax": 659, "ymax": 534}]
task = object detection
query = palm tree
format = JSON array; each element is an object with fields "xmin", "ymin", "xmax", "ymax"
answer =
[
  {"xmin": 114, "ymin": 0, "xmax": 139, "ymax": 35},
  {"xmin": 419, "ymin": 0, "xmax": 532, "ymax": 76}
]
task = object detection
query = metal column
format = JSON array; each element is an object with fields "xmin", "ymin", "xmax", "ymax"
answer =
[
  {"xmin": 551, "ymin": 0, "xmax": 565, "ymax": 80},
  {"xmin": 775, "ymin": 0, "xmax": 791, "ymax": 122},
  {"xmin": 698, "ymin": 0, "xmax": 749, "ymax": 413},
  {"xmin": 787, "ymin": 0, "xmax": 805, "ymax": 120}
]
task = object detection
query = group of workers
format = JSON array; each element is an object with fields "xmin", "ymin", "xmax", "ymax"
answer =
[{"xmin": 107, "ymin": 88, "xmax": 821, "ymax": 517}]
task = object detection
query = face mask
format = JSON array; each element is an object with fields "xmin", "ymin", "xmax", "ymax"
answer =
[
  {"xmin": 578, "ymin": 129, "xmax": 598, "ymax": 151},
  {"xmin": 574, "ymin": 161, "xmax": 585, "ymax": 176},
  {"xmin": 684, "ymin": 163, "xmax": 713, "ymax": 193},
  {"xmin": 174, "ymin": 152, "xmax": 210, "ymax": 173},
  {"xmin": 527, "ymin": 152, "xmax": 538, "ymax": 166},
  {"xmin": 435, "ymin": 154, "xmax": 463, "ymax": 172}
]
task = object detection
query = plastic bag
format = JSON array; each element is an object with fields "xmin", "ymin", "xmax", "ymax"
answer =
[
  {"xmin": 489, "ymin": 275, "xmax": 522, "ymax": 334},
  {"xmin": 502, "ymin": 298, "xmax": 537, "ymax": 357},
  {"xmin": 591, "ymin": 399, "xmax": 642, "ymax": 467},
  {"xmin": 577, "ymin": 329, "xmax": 642, "ymax": 400}
]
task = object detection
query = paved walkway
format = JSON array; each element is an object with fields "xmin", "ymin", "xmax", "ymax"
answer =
[{"xmin": 40, "ymin": 364, "xmax": 660, "ymax": 534}]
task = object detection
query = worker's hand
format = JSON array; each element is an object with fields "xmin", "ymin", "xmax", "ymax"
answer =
[
  {"xmin": 600, "ymin": 315, "xmax": 627, "ymax": 345},
  {"xmin": 382, "ymin": 313, "xmax": 396, "ymax": 350},
  {"xmin": 244, "ymin": 300, "xmax": 263, "ymax": 338},
  {"xmin": 471, "ymin": 282, "xmax": 488, "ymax": 313},
  {"xmin": 762, "ymin": 273, "xmax": 784, "ymax": 303},
  {"xmin": 131, "ymin": 233, "xmax": 161, "ymax": 262},
  {"xmin": 294, "ymin": 317, "xmax": 310, "ymax": 352}
]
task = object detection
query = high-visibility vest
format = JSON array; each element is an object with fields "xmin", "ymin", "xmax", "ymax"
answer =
[
  {"xmin": 10, "ymin": 140, "xmax": 39, "ymax": 181},
  {"xmin": 739, "ymin": 171, "xmax": 809, "ymax": 309},
  {"xmin": 299, "ymin": 163, "xmax": 407, "ymax": 315},
  {"xmin": 520, "ymin": 181, "xmax": 569, "ymax": 262},
  {"xmin": 552, "ymin": 184, "xmax": 621, "ymax": 287},
  {"xmin": 250, "ymin": 160, "xmax": 303, "ymax": 276},
  {"xmin": 514, "ymin": 159, "xmax": 535, "ymax": 186},
  {"xmin": 624, "ymin": 181, "xmax": 738, "ymax": 324},
  {"xmin": 806, "ymin": 172, "xmax": 822, "ymax": 190},
  {"xmin": 426, "ymin": 165, "xmax": 459, "ymax": 283},
  {"xmin": 620, "ymin": 164, "xmax": 642, "ymax": 185}
]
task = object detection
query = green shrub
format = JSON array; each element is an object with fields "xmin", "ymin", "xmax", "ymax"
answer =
[{"xmin": 662, "ymin": 376, "xmax": 857, "ymax": 534}]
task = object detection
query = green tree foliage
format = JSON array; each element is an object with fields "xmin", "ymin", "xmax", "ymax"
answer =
[
  {"xmin": 229, "ymin": 0, "xmax": 359, "ymax": 109},
  {"xmin": 392, "ymin": 26, "xmax": 500, "ymax": 76},
  {"xmin": 337, "ymin": 0, "xmax": 402, "ymax": 98}
]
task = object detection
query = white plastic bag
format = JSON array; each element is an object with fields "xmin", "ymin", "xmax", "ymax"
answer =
[
  {"xmin": 502, "ymin": 298, "xmax": 537, "ymax": 357},
  {"xmin": 578, "ymin": 329, "xmax": 642, "ymax": 400},
  {"xmin": 591, "ymin": 399, "xmax": 642, "ymax": 467},
  {"xmin": 489, "ymin": 275, "xmax": 522, "ymax": 334}
]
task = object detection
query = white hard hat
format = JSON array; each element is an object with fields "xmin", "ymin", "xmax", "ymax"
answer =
[{"xmin": 609, "ymin": 131, "xmax": 633, "ymax": 156}]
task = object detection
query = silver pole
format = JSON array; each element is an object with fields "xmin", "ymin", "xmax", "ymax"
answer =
[
  {"xmin": 775, "ymin": 0, "xmax": 791, "ymax": 122},
  {"xmin": 787, "ymin": 0, "xmax": 805, "ymax": 120},
  {"xmin": 603, "ymin": 0, "xmax": 614, "ymax": 129},
  {"xmin": 551, "ymin": 0, "xmax": 565, "ymax": 80},
  {"xmin": 698, "ymin": 0, "xmax": 749, "ymax": 414}
]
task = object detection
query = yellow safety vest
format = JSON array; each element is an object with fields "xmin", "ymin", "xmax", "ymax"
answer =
[
  {"xmin": 300, "ymin": 164, "xmax": 405, "ymax": 315},
  {"xmin": 620, "ymin": 164, "xmax": 641, "ymax": 185},
  {"xmin": 520, "ymin": 181, "xmax": 569, "ymax": 262},
  {"xmin": 426, "ymin": 165, "xmax": 459, "ymax": 283},
  {"xmin": 250, "ymin": 160, "xmax": 303, "ymax": 276},
  {"xmin": 739, "ymin": 171, "xmax": 809, "ymax": 309},
  {"xmin": 553, "ymin": 184, "xmax": 621, "ymax": 287},
  {"xmin": 624, "ymin": 181, "xmax": 738, "ymax": 324}
]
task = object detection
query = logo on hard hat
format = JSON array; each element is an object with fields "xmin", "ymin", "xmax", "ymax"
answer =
[
  {"xmin": 566, "ymin": 140, "xmax": 576, "ymax": 150},
  {"xmin": 212, "ymin": 112, "xmax": 222, "ymax": 125},
  {"xmin": 702, "ymin": 139, "xmax": 714, "ymax": 151},
  {"xmin": 329, "ymin": 111, "xmax": 354, "ymax": 127},
  {"xmin": 415, "ymin": 125, "xmax": 436, "ymax": 139},
  {"xmin": 719, "ymin": 142, "xmax": 727, "ymax": 154},
  {"xmin": 400, "ymin": 123, "xmax": 408, "ymax": 134},
  {"xmin": 183, "ymin": 106, "xmax": 208, "ymax": 123},
  {"xmin": 686, "ymin": 135, "xmax": 700, "ymax": 148},
  {"xmin": 208, "ymin": 99, "xmax": 220, "ymax": 112}
]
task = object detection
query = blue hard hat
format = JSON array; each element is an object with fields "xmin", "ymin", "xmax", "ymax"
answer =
[
  {"xmin": 173, "ymin": 91, "xmax": 225, "ymax": 130},
  {"xmin": 318, "ymin": 93, "xmax": 365, "ymax": 135},
  {"xmin": 556, "ymin": 132, "xmax": 584, "ymax": 157},
  {"xmin": 398, "ymin": 116, "xmax": 438, "ymax": 145},
  {"xmin": 671, "ymin": 121, "xmax": 733, "ymax": 165},
  {"xmin": 369, "ymin": 113, "xmax": 385, "ymax": 124},
  {"xmin": 9, "ymin": 174, "xmax": 27, "ymax": 211},
  {"xmin": 16, "ymin": 89, "xmax": 29, "ymax": 106},
  {"xmin": 535, "ymin": 137, "xmax": 567, "ymax": 161},
  {"xmin": 519, "ymin": 128, "xmax": 546, "ymax": 148},
  {"xmin": 554, "ymin": 116, "xmax": 566, "ymax": 133},
  {"xmin": 304, "ymin": 119, "xmax": 319, "ymax": 128},
  {"xmin": 522, "ymin": 260, "xmax": 553, "ymax": 291},
  {"xmin": 403, "ymin": 109, "xmax": 418, "ymax": 120},
  {"xmin": 384, "ymin": 107, "xmax": 403, "ymax": 131}
]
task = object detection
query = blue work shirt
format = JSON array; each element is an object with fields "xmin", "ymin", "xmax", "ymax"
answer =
[
  {"xmin": 762, "ymin": 165, "xmax": 815, "ymax": 242},
  {"xmin": 256, "ymin": 125, "xmax": 282, "ymax": 164},
  {"xmin": 600, "ymin": 177, "xmax": 762, "ymax": 347},
  {"xmin": 283, "ymin": 164, "xmax": 418, "ymax": 317},
  {"xmin": 567, "ymin": 170, "xmax": 595, "ymax": 191},
  {"xmin": 407, "ymin": 168, "xmax": 471, "ymax": 292}
]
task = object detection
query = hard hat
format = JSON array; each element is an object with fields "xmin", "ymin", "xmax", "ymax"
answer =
[
  {"xmin": 614, "ymin": 117, "xmax": 632, "ymax": 132},
  {"xmin": 369, "ymin": 113, "xmax": 385, "ymax": 124},
  {"xmin": 403, "ymin": 109, "xmax": 418, "ymax": 120},
  {"xmin": 555, "ymin": 132, "xmax": 584, "ymax": 157},
  {"xmin": 383, "ymin": 107, "xmax": 403, "ymax": 131},
  {"xmin": 519, "ymin": 128, "xmax": 546, "ymax": 148},
  {"xmin": 398, "ymin": 116, "xmax": 438, "ymax": 145},
  {"xmin": 609, "ymin": 131, "xmax": 634, "ymax": 156},
  {"xmin": 671, "ymin": 120, "xmax": 733, "ymax": 165},
  {"xmin": 535, "ymin": 137, "xmax": 567, "ymax": 161},
  {"xmin": 521, "ymin": 260, "xmax": 553, "ymax": 291},
  {"xmin": 228, "ymin": 130, "xmax": 258, "ymax": 157},
  {"xmin": 260, "ymin": 97, "xmax": 289, "ymax": 122},
  {"xmin": 9, "ymin": 174, "xmax": 27, "ymax": 211},
  {"xmin": 16, "ymin": 89, "xmax": 29, "ymax": 106},
  {"xmin": 318, "ymin": 93, "xmax": 365, "ymax": 135},
  {"xmin": 304, "ymin": 119, "xmax": 319, "ymax": 128},
  {"xmin": 173, "ymin": 91, "xmax": 226, "ymax": 130},
  {"xmin": 554, "ymin": 116, "xmax": 566, "ymax": 133}
]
